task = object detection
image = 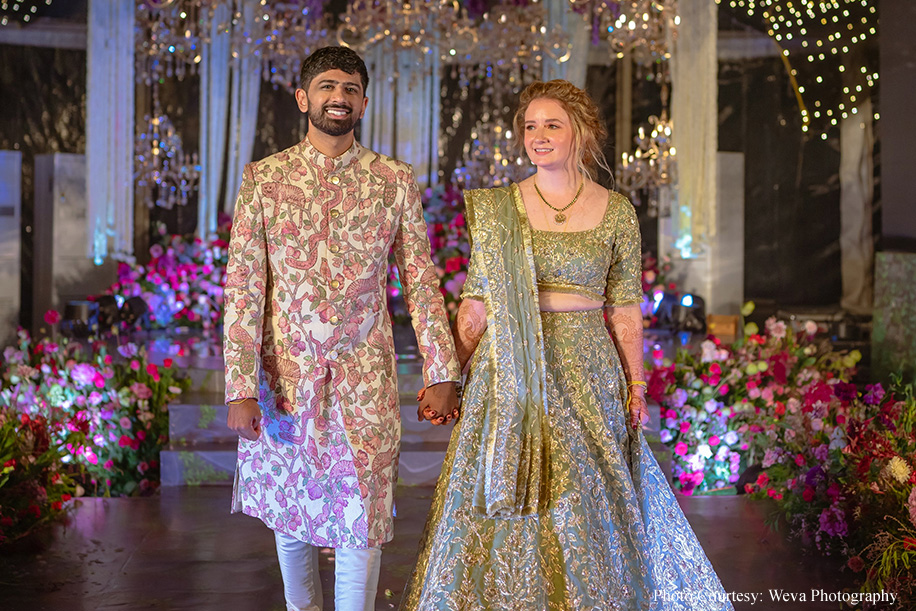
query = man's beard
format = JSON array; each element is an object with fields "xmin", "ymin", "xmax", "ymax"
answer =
[{"xmin": 308, "ymin": 102, "xmax": 359, "ymax": 137}]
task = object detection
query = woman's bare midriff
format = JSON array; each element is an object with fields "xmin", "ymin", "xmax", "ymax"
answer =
[{"xmin": 538, "ymin": 291, "xmax": 604, "ymax": 312}]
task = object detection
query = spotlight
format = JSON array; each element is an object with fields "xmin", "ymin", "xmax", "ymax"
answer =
[
  {"xmin": 652, "ymin": 291, "xmax": 679, "ymax": 330},
  {"xmin": 120, "ymin": 296, "xmax": 150, "ymax": 328},
  {"xmin": 61, "ymin": 300, "xmax": 100, "ymax": 338},
  {"xmin": 676, "ymin": 293, "xmax": 707, "ymax": 334},
  {"xmin": 94, "ymin": 295, "xmax": 121, "ymax": 328}
]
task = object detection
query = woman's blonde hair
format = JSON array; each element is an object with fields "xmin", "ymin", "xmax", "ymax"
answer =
[{"xmin": 512, "ymin": 80, "xmax": 612, "ymax": 185}]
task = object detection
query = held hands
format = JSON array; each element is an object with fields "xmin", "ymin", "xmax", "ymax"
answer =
[
  {"xmin": 627, "ymin": 384, "xmax": 650, "ymax": 431},
  {"xmin": 416, "ymin": 382, "xmax": 460, "ymax": 426},
  {"xmin": 227, "ymin": 398, "xmax": 262, "ymax": 441}
]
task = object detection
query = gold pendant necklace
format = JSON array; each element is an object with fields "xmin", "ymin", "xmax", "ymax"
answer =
[{"xmin": 533, "ymin": 180, "xmax": 584, "ymax": 224}]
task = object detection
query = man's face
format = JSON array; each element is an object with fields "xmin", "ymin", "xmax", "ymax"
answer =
[{"xmin": 296, "ymin": 69, "xmax": 368, "ymax": 137}]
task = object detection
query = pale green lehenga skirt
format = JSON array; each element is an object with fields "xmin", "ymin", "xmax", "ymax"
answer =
[{"xmin": 400, "ymin": 310, "xmax": 734, "ymax": 611}]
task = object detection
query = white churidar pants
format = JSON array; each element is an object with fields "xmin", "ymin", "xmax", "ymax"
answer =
[{"xmin": 275, "ymin": 531, "xmax": 382, "ymax": 611}]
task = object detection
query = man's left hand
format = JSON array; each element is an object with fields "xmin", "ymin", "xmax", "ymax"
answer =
[{"xmin": 417, "ymin": 382, "xmax": 460, "ymax": 425}]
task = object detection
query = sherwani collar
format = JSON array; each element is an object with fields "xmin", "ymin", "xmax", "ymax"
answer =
[{"xmin": 300, "ymin": 135, "xmax": 362, "ymax": 174}]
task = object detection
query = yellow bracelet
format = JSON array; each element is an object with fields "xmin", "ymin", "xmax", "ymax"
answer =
[
  {"xmin": 228, "ymin": 397, "xmax": 253, "ymax": 405},
  {"xmin": 627, "ymin": 381, "xmax": 647, "ymax": 390}
]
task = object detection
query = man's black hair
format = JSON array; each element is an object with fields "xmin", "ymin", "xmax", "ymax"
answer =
[{"xmin": 299, "ymin": 46, "xmax": 369, "ymax": 93}]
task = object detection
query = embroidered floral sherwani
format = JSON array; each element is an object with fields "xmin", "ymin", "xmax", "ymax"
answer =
[{"xmin": 223, "ymin": 137, "xmax": 460, "ymax": 549}]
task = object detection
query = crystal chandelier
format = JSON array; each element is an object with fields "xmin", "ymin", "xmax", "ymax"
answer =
[
  {"xmin": 135, "ymin": 1, "xmax": 332, "ymax": 88},
  {"xmin": 570, "ymin": 0, "xmax": 679, "ymax": 64},
  {"xmin": 616, "ymin": 89, "xmax": 677, "ymax": 215},
  {"xmin": 337, "ymin": 0, "xmax": 477, "ymax": 56},
  {"xmin": 135, "ymin": 0, "xmax": 210, "ymax": 84},
  {"xmin": 134, "ymin": 84, "xmax": 201, "ymax": 209}
]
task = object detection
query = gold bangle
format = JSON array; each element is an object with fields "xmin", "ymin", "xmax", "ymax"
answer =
[
  {"xmin": 228, "ymin": 397, "xmax": 252, "ymax": 405},
  {"xmin": 627, "ymin": 381, "xmax": 647, "ymax": 389}
]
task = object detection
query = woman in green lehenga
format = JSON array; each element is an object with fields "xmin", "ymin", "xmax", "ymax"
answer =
[{"xmin": 403, "ymin": 80, "xmax": 734, "ymax": 611}]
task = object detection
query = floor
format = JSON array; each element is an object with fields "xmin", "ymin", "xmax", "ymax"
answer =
[{"xmin": 0, "ymin": 486, "xmax": 855, "ymax": 611}]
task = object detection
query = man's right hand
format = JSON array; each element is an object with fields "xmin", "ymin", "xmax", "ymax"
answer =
[{"xmin": 227, "ymin": 398, "xmax": 262, "ymax": 441}]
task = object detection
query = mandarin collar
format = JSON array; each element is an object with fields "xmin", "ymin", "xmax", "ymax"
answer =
[{"xmin": 301, "ymin": 136, "xmax": 361, "ymax": 174}]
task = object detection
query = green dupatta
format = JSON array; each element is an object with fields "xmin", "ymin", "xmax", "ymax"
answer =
[{"xmin": 464, "ymin": 183, "xmax": 549, "ymax": 519}]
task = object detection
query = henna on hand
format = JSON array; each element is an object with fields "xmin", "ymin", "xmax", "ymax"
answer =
[
  {"xmin": 454, "ymin": 298, "xmax": 487, "ymax": 372},
  {"xmin": 606, "ymin": 304, "xmax": 646, "ymax": 389}
]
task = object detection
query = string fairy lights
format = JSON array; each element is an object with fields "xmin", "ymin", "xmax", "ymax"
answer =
[
  {"xmin": 0, "ymin": 0, "xmax": 53, "ymax": 26},
  {"xmin": 717, "ymin": 0, "xmax": 879, "ymax": 136}
]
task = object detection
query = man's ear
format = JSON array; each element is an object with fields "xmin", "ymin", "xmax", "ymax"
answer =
[
  {"xmin": 358, "ymin": 96, "xmax": 368, "ymax": 120},
  {"xmin": 295, "ymin": 88, "xmax": 309, "ymax": 114}
]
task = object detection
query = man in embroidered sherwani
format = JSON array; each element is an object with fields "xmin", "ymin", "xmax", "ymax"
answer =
[{"xmin": 223, "ymin": 47, "xmax": 461, "ymax": 611}]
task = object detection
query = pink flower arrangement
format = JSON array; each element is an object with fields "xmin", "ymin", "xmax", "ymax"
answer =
[
  {"xmin": 0, "ymin": 325, "xmax": 189, "ymax": 502},
  {"xmin": 647, "ymin": 301, "xmax": 857, "ymax": 496},
  {"xmin": 101, "ymin": 215, "xmax": 230, "ymax": 330}
]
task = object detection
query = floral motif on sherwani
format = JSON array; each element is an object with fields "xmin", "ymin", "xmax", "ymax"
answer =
[{"xmin": 223, "ymin": 137, "xmax": 460, "ymax": 548}]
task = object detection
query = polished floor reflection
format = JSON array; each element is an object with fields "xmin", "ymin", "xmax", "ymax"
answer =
[{"xmin": 0, "ymin": 485, "xmax": 853, "ymax": 611}]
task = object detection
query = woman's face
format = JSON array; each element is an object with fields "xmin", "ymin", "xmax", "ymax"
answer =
[{"xmin": 523, "ymin": 97, "xmax": 576, "ymax": 172}]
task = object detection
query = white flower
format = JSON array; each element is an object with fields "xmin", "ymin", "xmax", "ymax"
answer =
[
  {"xmin": 765, "ymin": 317, "xmax": 787, "ymax": 340},
  {"xmin": 687, "ymin": 454, "xmax": 706, "ymax": 471},
  {"xmin": 704, "ymin": 399, "xmax": 719, "ymax": 413},
  {"xmin": 665, "ymin": 417, "xmax": 676, "ymax": 429},
  {"xmin": 716, "ymin": 446, "xmax": 730, "ymax": 461},
  {"xmin": 660, "ymin": 430, "xmax": 673, "ymax": 443},
  {"xmin": 805, "ymin": 320, "xmax": 818, "ymax": 335},
  {"xmin": 723, "ymin": 430, "xmax": 739, "ymax": 446},
  {"xmin": 697, "ymin": 444, "xmax": 713, "ymax": 459},
  {"xmin": 887, "ymin": 457, "xmax": 912, "ymax": 484},
  {"xmin": 700, "ymin": 340, "xmax": 719, "ymax": 363},
  {"xmin": 829, "ymin": 427, "xmax": 847, "ymax": 451}
]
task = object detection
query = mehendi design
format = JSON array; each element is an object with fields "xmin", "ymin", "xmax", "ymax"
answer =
[{"xmin": 454, "ymin": 298, "xmax": 487, "ymax": 371}]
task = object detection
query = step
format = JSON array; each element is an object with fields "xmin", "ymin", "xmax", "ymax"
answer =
[
  {"xmin": 160, "ymin": 442, "xmax": 237, "ymax": 487},
  {"xmin": 168, "ymin": 394, "xmax": 234, "ymax": 445}
]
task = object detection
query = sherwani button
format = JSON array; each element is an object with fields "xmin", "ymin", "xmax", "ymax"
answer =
[
  {"xmin": 329, "ymin": 315, "xmax": 340, "ymax": 324},
  {"xmin": 330, "ymin": 175, "xmax": 340, "ymax": 185},
  {"xmin": 331, "ymin": 280, "xmax": 340, "ymax": 289},
  {"xmin": 328, "ymin": 351, "xmax": 339, "ymax": 360},
  {"xmin": 329, "ymin": 244, "xmax": 340, "ymax": 254},
  {"xmin": 330, "ymin": 210, "xmax": 340, "ymax": 218}
]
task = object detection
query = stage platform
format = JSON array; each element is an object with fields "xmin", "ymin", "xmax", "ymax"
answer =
[{"xmin": 0, "ymin": 486, "xmax": 850, "ymax": 611}]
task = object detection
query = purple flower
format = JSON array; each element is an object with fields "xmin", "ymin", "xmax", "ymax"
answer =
[
  {"xmin": 71, "ymin": 363, "xmax": 97, "ymax": 388},
  {"xmin": 818, "ymin": 504, "xmax": 848, "ymax": 538},
  {"xmin": 833, "ymin": 381, "xmax": 858, "ymax": 404},
  {"xmin": 864, "ymin": 383, "xmax": 885, "ymax": 405},
  {"xmin": 813, "ymin": 444, "xmax": 829, "ymax": 462},
  {"xmin": 805, "ymin": 466, "xmax": 825, "ymax": 487},
  {"xmin": 670, "ymin": 388, "xmax": 688, "ymax": 409}
]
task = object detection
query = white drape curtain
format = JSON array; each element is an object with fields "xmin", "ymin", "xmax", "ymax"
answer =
[
  {"xmin": 362, "ymin": 45, "xmax": 440, "ymax": 186},
  {"xmin": 86, "ymin": 0, "xmax": 134, "ymax": 263},
  {"xmin": 542, "ymin": 0, "xmax": 590, "ymax": 89},
  {"xmin": 223, "ymin": 0, "xmax": 263, "ymax": 215},
  {"xmin": 198, "ymin": 2, "xmax": 231, "ymax": 239},
  {"xmin": 670, "ymin": 0, "xmax": 718, "ymax": 256},
  {"xmin": 839, "ymin": 98, "xmax": 875, "ymax": 315}
]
